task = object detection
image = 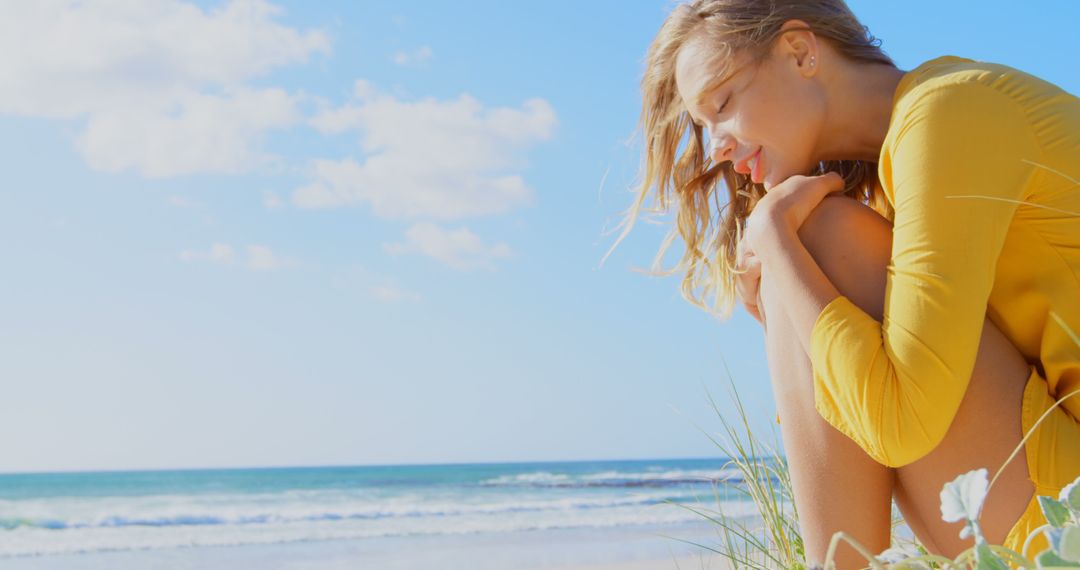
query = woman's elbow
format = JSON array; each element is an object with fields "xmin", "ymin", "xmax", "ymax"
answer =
[{"xmin": 871, "ymin": 418, "xmax": 950, "ymax": 468}]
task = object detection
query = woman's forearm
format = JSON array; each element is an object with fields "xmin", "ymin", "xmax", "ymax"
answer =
[{"xmin": 757, "ymin": 216, "xmax": 843, "ymax": 356}]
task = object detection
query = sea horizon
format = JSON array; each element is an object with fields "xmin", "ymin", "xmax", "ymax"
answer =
[{"xmin": 0, "ymin": 454, "xmax": 744, "ymax": 477}]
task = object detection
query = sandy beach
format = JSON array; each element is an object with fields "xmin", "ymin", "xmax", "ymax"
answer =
[
  {"xmin": 554, "ymin": 554, "xmax": 727, "ymax": 570},
  {"xmin": 2, "ymin": 522, "xmax": 733, "ymax": 570},
  {"xmin": 554, "ymin": 555, "xmax": 725, "ymax": 570}
]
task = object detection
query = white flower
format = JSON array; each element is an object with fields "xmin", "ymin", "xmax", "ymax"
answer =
[
  {"xmin": 876, "ymin": 543, "xmax": 929, "ymax": 568},
  {"xmin": 940, "ymin": 468, "xmax": 990, "ymax": 540}
]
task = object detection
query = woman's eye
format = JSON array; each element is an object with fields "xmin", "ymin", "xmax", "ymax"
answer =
[{"xmin": 717, "ymin": 96, "xmax": 730, "ymax": 114}]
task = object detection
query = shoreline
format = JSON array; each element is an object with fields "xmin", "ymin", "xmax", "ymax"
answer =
[{"xmin": 1, "ymin": 521, "xmax": 733, "ymax": 570}]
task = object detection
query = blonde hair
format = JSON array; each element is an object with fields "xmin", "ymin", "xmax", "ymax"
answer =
[{"xmin": 604, "ymin": 0, "xmax": 896, "ymax": 320}]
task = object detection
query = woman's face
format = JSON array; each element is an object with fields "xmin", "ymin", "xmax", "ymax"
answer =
[{"xmin": 674, "ymin": 31, "xmax": 825, "ymax": 190}]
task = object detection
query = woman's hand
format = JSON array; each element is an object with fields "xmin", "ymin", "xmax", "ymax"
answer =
[
  {"xmin": 743, "ymin": 171, "xmax": 846, "ymax": 258},
  {"xmin": 736, "ymin": 172, "xmax": 845, "ymax": 324},
  {"xmin": 734, "ymin": 233, "xmax": 763, "ymax": 324}
]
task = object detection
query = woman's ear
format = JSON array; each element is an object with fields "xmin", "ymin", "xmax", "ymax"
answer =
[{"xmin": 775, "ymin": 19, "xmax": 818, "ymax": 76}]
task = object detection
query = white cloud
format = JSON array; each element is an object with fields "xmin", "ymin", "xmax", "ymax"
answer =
[
  {"xmin": 179, "ymin": 243, "xmax": 235, "ymax": 264},
  {"xmin": 263, "ymin": 190, "xmax": 284, "ymax": 209},
  {"xmin": 330, "ymin": 266, "xmax": 423, "ymax": 304},
  {"xmin": 0, "ymin": 0, "xmax": 330, "ymax": 176},
  {"xmin": 370, "ymin": 284, "xmax": 423, "ymax": 303},
  {"xmin": 296, "ymin": 82, "xmax": 556, "ymax": 220},
  {"xmin": 77, "ymin": 87, "xmax": 300, "ymax": 177},
  {"xmin": 383, "ymin": 223, "xmax": 512, "ymax": 271},
  {"xmin": 351, "ymin": 79, "xmax": 377, "ymax": 101},
  {"xmin": 167, "ymin": 195, "xmax": 201, "ymax": 209},
  {"xmin": 179, "ymin": 243, "xmax": 295, "ymax": 270},
  {"xmin": 246, "ymin": 244, "xmax": 297, "ymax": 271},
  {"xmin": 392, "ymin": 45, "xmax": 432, "ymax": 66}
]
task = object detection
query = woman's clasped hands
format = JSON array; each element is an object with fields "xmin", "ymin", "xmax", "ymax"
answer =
[{"xmin": 734, "ymin": 171, "xmax": 847, "ymax": 325}]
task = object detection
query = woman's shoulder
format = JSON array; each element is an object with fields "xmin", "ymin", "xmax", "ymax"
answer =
[
  {"xmin": 880, "ymin": 55, "xmax": 1080, "ymax": 166},
  {"xmin": 890, "ymin": 55, "xmax": 1073, "ymax": 127},
  {"xmin": 875, "ymin": 56, "xmax": 1077, "ymax": 216},
  {"xmin": 898, "ymin": 55, "xmax": 1063, "ymax": 98}
]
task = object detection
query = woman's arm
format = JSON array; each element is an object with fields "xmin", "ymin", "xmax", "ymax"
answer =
[
  {"xmin": 754, "ymin": 81, "xmax": 1041, "ymax": 468},
  {"xmin": 755, "ymin": 215, "xmax": 840, "ymax": 357}
]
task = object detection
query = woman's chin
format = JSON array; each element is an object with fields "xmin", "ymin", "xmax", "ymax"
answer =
[
  {"xmin": 761, "ymin": 167, "xmax": 793, "ymax": 191},
  {"xmin": 758, "ymin": 166, "xmax": 780, "ymax": 190}
]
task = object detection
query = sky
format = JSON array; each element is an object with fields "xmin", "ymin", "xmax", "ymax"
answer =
[{"xmin": 1, "ymin": 1, "xmax": 1077, "ymax": 473}]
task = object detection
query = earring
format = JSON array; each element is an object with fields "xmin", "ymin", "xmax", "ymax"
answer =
[{"xmin": 810, "ymin": 55, "xmax": 816, "ymax": 67}]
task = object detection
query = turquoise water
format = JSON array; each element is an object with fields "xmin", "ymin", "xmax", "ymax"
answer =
[{"xmin": 0, "ymin": 457, "xmax": 768, "ymax": 558}]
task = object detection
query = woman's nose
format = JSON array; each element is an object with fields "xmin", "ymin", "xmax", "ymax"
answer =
[{"xmin": 708, "ymin": 133, "xmax": 735, "ymax": 164}]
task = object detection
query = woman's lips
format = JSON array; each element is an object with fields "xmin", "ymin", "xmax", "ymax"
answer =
[{"xmin": 750, "ymin": 149, "xmax": 764, "ymax": 184}]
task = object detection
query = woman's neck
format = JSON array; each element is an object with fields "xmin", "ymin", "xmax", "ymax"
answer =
[{"xmin": 815, "ymin": 60, "xmax": 908, "ymax": 164}]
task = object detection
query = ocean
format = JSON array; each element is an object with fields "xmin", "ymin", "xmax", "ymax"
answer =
[{"xmin": 0, "ymin": 457, "xmax": 770, "ymax": 568}]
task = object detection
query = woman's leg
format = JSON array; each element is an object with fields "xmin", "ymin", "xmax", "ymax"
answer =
[
  {"xmin": 757, "ymin": 199, "xmax": 895, "ymax": 569},
  {"xmin": 890, "ymin": 314, "xmax": 1033, "ymax": 556},
  {"xmin": 757, "ymin": 195, "xmax": 1034, "ymax": 566},
  {"xmin": 759, "ymin": 281, "xmax": 895, "ymax": 568}
]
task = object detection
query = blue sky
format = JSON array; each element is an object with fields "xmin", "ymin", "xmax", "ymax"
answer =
[{"xmin": 1, "ymin": 1, "xmax": 1076, "ymax": 473}]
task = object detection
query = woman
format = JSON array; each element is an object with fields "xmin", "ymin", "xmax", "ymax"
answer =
[{"xmin": 608, "ymin": 1, "xmax": 1080, "ymax": 567}]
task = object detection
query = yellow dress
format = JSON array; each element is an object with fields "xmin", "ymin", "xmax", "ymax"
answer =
[{"xmin": 808, "ymin": 55, "xmax": 1080, "ymax": 557}]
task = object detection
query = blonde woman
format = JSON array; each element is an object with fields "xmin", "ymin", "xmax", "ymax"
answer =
[{"xmin": 611, "ymin": 1, "xmax": 1080, "ymax": 567}]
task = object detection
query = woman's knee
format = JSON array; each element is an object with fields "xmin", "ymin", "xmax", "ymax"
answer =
[{"xmin": 796, "ymin": 195, "xmax": 893, "ymax": 321}]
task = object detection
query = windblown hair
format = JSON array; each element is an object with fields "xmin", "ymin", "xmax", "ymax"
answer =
[{"xmin": 604, "ymin": 0, "xmax": 896, "ymax": 320}]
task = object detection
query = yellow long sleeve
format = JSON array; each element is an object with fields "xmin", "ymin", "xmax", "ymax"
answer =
[{"xmin": 809, "ymin": 81, "xmax": 1043, "ymax": 468}]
